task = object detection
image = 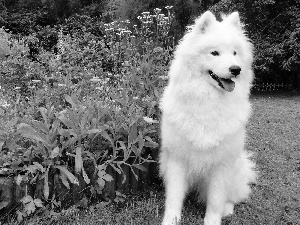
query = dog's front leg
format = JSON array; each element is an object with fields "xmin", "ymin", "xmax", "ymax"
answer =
[
  {"xmin": 162, "ymin": 158, "xmax": 188, "ymax": 225},
  {"xmin": 204, "ymin": 169, "xmax": 228, "ymax": 225}
]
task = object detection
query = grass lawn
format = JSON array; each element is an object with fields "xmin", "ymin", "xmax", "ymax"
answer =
[{"xmin": 13, "ymin": 93, "xmax": 300, "ymax": 225}]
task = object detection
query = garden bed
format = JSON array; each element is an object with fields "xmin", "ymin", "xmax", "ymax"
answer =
[{"xmin": 0, "ymin": 162, "xmax": 154, "ymax": 216}]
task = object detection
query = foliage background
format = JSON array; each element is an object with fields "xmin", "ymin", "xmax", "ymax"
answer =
[
  {"xmin": 0, "ymin": 0, "xmax": 299, "ymax": 222},
  {"xmin": 1, "ymin": 0, "xmax": 299, "ymax": 85}
]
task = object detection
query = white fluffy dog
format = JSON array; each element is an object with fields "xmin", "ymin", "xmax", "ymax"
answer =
[{"xmin": 159, "ymin": 11, "xmax": 257, "ymax": 225}]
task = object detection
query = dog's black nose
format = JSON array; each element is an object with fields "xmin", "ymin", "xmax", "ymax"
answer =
[{"xmin": 229, "ymin": 65, "xmax": 241, "ymax": 76}]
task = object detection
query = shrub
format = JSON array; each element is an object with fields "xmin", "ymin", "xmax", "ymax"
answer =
[{"xmin": 0, "ymin": 7, "xmax": 174, "ymax": 221}]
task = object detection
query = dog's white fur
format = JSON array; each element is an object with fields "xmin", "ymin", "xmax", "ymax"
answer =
[{"xmin": 159, "ymin": 11, "xmax": 257, "ymax": 225}]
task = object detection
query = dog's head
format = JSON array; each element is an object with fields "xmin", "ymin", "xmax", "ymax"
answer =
[{"xmin": 172, "ymin": 11, "xmax": 253, "ymax": 93}]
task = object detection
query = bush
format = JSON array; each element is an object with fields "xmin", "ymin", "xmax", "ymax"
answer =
[{"xmin": 0, "ymin": 7, "xmax": 173, "ymax": 221}]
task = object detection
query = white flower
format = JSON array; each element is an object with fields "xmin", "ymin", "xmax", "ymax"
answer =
[
  {"xmin": 154, "ymin": 8, "xmax": 161, "ymax": 14},
  {"xmin": 159, "ymin": 75, "xmax": 169, "ymax": 80},
  {"xmin": 90, "ymin": 77, "xmax": 101, "ymax": 82},
  {"xmin": 143, "ymin": 116, "xmax": 158, "ymax": 124}
]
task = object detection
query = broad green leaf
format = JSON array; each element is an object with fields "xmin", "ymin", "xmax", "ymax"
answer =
[
  {"xmin": 0, "ymin": 140, "xmax": 5, "ymax": 150},
  {"xmin": 114, "ymin": 191, "xmax": 126, "ymax": 203},
  {"xmin": 144, "ymin": 136, "xmax": 159, "ymax": 148},
  {"xmin": 137, "ymin": 131, "xmax": 144, "ymax": 149},
  {"xmin": 151, "ymin": 101, "xmax": 157, "ymax": 108},
  {"xmin": 59, "ymin": 129, "xmax": 71, "ymax": 138},
  {"xmin": 44, "ymin": 168, "xmax": 49, "ymax": 200},
  {"xmin": 64, "ymin": 95, "xmax": 74, "ymax": 106},
  {"xmin": 39, "ymin": 107, "xmax": 48, "ymax": 125},
  {"xmin": 79, "ymin": 197, "xmax": 88, "ymax": 208},
  {"xmin": 80, "ymin": 108, "xmax": 91, "ymax": 131},
  {"xmin": 50, "ymin": 147, "xmax": 60, "ymax": 158},
  {"xmin": 25, "ymin": 201, "xmax": 35, "ymax": 215},
  {"xmin": 82, "ymin": 168, "xmax": 90, "ymax": 184},
  {"xmin": 18, "ymin": 123, "xmax": 48, "ymax": 144},
  {"xmin": 122, "ymin": 174, "xmax": 126, "ymax": 184},
  {"xmin": 100, "ymin": 130, "xmax": 114, "ymax": 148},
  {"xmin": 0, "ymin": 201, "xmax": 8, "ymax": 209},
  {"xmin": 102, "ymin": 174, "xmax": 114, "ymax": 182},
  {"xmin": 115, "ymin": 191, "xmax": 126, "ymax": 198},
  {"xmin": 143, "ymin": 116, "xmax": 158, "ymax": 124},
  {"xmin": 65, "ymin": 95, "xmax": 80, "ymax": 108},
  {"xmin": 97, "ymin": 164, "xmax": 107, "ymax": 172},
  {"xmin": 58, "ymin": 116, "xmax": 78, "ymax": 133},
  {"xmin": 31, "ymin": 120, "xmax": 49, "ymax": 134},
  {"xmin": 86, "ymin": 129, "xmax": 104, "ymax": 135},
  {"xmin": 75, "ymin": 146, "xmax": 83, "ymax": 173},
  {"xmin": 60, "ymin": 172, "xmax": 70, "ymax": 189},
  {"xmin": 25, "ymin": 162, "xmax": 45, "ymax": 174},
  {"xmin": 91, "ymin": 117, "xmax": 97, "ymax": 128},
  {"xmin": 144, "ymin": 141, "xmax": 159, "ymax": 148},
  {"xmin": 33, "ymin": 198, "xmax": 44, "ymax": 208},
  {"xmin": 97, "ymin": 177, "xmax": 105, "ymax": 189},
  {"xmin": 21, "ymin": 195, "xmax": 33, "ymax": 204},
  {"xmin": 132, "ymin": 164, "xmax": 147, "ymax": 172},
  {"xmin": 144, "ymin": 136, "xmax": 155, "ymax": 142},
  {"xmin": 154, "ymin": 88, "xmax": 160, "ymax": 98},
  {"xmin": 49, "ymin": 120, "xmax": 60, "ymax": 140},
  {"xmin": 69, "ymin": 110, "xmax": 80, "ymax": 128},
  {"xmin": 24, "ymin": 149, "xmax": 31, "ymax": 158},
  {"xmin": 51, "ymin": 119, "xmax": 60, "ymax": 131},
  {"xmin": 131, "ymin": 145, "xmax": 139, "ymax": 156},
  {"xmin": 128, "ymin": 122, "xmax": 137, "ymax": 144},
  {"xmin": 100, "ymin": 130, "xmax": 111, "ymax": 141},
  {"xmin": 17, "ymin": 210, "xmax": 25, "ymax": 222},
  {"xmin": 55, "ymin": 165, "xmax": 79, "ymax": 185},
  {"xmin": 16, "ymin": 174, "xmax": 23, "ymax": 185},
  {"xmin": 32, "ymin": 162, "xmax": 45, "ymax": 172}
]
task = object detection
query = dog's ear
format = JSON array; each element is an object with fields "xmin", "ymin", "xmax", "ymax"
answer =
[
  {"xmin": 195, "ymin": 11, "xmax": 216, "ymax": 33},
  {"xmin": 224, "ymin": 12, "xmax": 241, "ymax": 29}
]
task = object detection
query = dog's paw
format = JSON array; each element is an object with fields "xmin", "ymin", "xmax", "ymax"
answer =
[
  {"xmin": 162, "ymin": 215, "xmax": 181, "ymax": 225},
  {"xmin": 204, "ymin": 212, "xmax": 221, "ymax": 225},
  {"xmin": 222, "ymin": 202, "xmax": 234, "ymax": 217}
]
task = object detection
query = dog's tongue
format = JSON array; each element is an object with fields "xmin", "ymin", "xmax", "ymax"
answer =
[{"xmin": 219, "ymin": 78, "xmax": 235, "ymax": 92}]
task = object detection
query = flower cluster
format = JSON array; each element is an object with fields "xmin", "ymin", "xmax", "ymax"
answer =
[
  {"xmin": 104, "ymin": 20, "xmax": 133, "ymax": 42},
  {"xmin": 136, "ymin": 6, "xmax": 174, "ymax": 39}
]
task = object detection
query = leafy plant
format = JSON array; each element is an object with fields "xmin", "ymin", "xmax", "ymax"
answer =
[
  {"xmin": 0, "ymin": 6, "xmax": 174, "ymax": 220},
  {"xmin": 17, "ymin": 195, "xmax": 44, "ymax": 221}
]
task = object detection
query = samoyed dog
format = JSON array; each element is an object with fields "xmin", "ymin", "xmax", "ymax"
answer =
[{"xmin": 159, "ymin": 11, "xmax": 257, "ymax": 225}]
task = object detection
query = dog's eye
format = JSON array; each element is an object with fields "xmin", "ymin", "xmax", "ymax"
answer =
[
  {"xmin": 233, "ymin": 51, "xmax": 237, "ymax": 55},
  {"xmin": 211, "ymin": 51, "xmax": 219, "ymax": 56}
]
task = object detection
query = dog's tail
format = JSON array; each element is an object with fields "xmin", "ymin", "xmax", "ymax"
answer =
[{"xmin": 228, "ymin": 151, "xmax": 257, "ymax": 203}]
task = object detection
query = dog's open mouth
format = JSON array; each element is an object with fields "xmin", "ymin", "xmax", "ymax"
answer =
[{"xmin": 209, "ymin": 70, "xmax": 235, "ymax": 92}]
